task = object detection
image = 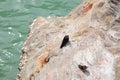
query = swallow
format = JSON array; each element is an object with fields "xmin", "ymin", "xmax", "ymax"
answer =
[
  {"xmin": 60, "ymin": 35, "xmax": 69, "ymax": 48},
  {"xmin": 45, "ymin": 57, "xmax": 50, "ymax": 63},
  {"xmin": 78, "ymin": 65, "xmax": 88, "ymax": 72}
]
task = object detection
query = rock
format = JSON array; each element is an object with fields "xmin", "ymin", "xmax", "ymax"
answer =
[{"xmin": 17, "ymin": 0, "xmax": 120, "ymax": 80}]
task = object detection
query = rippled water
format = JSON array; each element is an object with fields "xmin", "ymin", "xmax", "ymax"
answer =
[{"xmin": 0, "ymin": 0, "xmax": 82, "ymax": 80}]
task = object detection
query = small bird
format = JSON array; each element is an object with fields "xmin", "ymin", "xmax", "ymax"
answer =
[
  {"xmin": 60, "ymin": 35, "xmax": 69, "ymax": 48},
  {"xmin": 45, "ymin": 57, "xmax": 50, "ymax": 63},
  {"xmin": 78, "ymin": 65, "xmax": 88, "ymax": 72}
]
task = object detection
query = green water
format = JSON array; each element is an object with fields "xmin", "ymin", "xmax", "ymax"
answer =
[{"xmin": 0, "ymin": 0, "xmax": 82, "ymax": 80}]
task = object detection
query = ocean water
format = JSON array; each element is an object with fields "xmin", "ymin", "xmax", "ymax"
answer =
[{"xmin": 0, "ymin": 0, "xmax": 82, "ymax": 80}]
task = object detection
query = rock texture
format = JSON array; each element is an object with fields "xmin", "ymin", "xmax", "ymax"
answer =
[{"xmin": 17, "ymin": 0, "xmax": 120, "ymax": 80}]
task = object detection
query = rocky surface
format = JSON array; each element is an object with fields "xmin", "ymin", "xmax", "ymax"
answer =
[{"xmin": 17, "ymin": 0, "xmax": 120, "ymax": 80}]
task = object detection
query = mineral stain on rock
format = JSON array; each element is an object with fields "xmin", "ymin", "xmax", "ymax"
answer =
[
  {"xmin": 82, "ymin": 3, "xmax": 93, "ymax": 15},
  {"xmin": 29, "ymin": 74, "xmax": 35, "ymax": 80}
]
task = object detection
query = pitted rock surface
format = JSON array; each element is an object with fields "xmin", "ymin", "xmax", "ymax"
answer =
[{"xmin": 17, "ymin": 0, "xmax": 120, "ymax": 80}]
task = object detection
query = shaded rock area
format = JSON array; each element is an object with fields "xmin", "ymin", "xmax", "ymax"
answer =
[{"xmin": 17, "ymin": 0, "xmax": 120, "ymax": 80}]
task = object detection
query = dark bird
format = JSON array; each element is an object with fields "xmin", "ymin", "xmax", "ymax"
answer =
[
  {"xmin": 60, "ymin": 35, "xmax": 69, "ymax": 48},
  {"xmin": 78, "ymin": 65, "xmax": 88, "ymax": 72}
]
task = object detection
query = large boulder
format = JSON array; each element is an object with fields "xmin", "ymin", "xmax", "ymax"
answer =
[{"xmin": 17, "ymin": 0, "xmax": 120, "ymax": 80}]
